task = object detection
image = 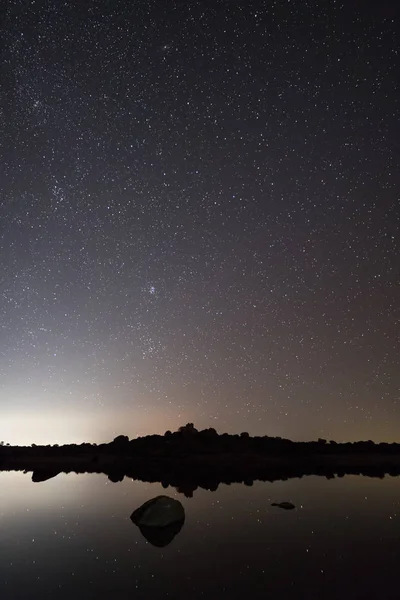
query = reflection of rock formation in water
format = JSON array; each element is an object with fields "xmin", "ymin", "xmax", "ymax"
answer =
[
  {"xmin": 130, "ymin": 495, "xmax": 185, "ymax": 547},
  {"xmin": 31, "ymin": 470, "xmax": 60, "ymax": 483},
  {"xmin": 107, "ymin": 471, "xmax": 125, "ymax": 483},
  {"xmin": 271, "ymin": 501, "xmax": 296, "ymax": 510},
  {"xmin": 175, "ymin": 483, "xmax": 198, "ymax": 497}
]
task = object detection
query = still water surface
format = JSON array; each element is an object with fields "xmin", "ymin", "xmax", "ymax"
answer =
[{"xmin": 1, "ymin": 472, "xmax": 400, "ymax": 599}]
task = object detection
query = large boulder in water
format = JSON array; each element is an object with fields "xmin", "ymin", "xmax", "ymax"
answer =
[
  {"xmin": 130, "ymin": 495, "xmax": 185, "ymax": 547},
  {"xmin": 131, "ymin": 495, "xmax": 185, "ymax": 527}
]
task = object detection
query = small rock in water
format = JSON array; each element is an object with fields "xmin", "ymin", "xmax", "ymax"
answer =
[{"xmin": 271, "ymin": 501, "xmax": 296, "ymax": 510}]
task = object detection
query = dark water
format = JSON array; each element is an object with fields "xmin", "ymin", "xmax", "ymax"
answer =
[{"xmin": 1, "ymin": 472, "xmax": 400, "ymax": 599}]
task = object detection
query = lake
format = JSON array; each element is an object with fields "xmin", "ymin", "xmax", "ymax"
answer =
[{"xmin": 1, "ymin": 472, "xmax": 399, "ymax": 599}]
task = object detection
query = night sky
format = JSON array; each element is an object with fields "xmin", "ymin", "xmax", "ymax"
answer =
[{"xmin": 1, "ymin": 0, "xmax": 399, "ymax": 445}]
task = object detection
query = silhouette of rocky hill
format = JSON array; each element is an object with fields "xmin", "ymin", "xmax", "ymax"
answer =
[{"xmin": 2, "ymin": 423, "xmax": 400, "ymax": 496}]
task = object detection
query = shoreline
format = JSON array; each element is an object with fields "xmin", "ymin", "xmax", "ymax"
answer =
[
  {"xmin": 2, "ymin": 451, "xmax": 400, "ymax": 491},
  {"xmin": 3, "ymin": 427, "xmax": 400, "ymax": 490}
]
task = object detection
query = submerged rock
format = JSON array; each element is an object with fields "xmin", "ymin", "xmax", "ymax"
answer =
[
  {"xmin": 131, "ymin": 495, "xmax": 185, "ymax": 547},
  {"xmin": 271, "ymin": 501, "xmax": 296, "ymax": 510}
]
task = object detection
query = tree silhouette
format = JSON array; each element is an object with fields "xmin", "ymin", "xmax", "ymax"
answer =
[{"xmin": 178, "ymin": 423, "xmax": 198, "ymax": 435}]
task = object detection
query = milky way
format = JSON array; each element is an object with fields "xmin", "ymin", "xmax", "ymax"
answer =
[{"xmin": 0, "ymin": 1, "xmax": 399, "ymax": 444}]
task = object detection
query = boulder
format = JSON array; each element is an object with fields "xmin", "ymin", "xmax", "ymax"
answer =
[
  {"xmin": 130, "ymin": 495, "xmax": 185, "ymax": 547},
  {"xmin": 131, "ymin": 495, "xmax": 185, "ymax": 527}
]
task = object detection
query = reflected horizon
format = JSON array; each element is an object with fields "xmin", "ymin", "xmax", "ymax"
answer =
[
  {"xmin": 1, "ymin": 472, "xmax": 400, "ymax": 598},
  {"xmin": 4, "ymin": 461, "xmax": 400, "ymax": 499}
]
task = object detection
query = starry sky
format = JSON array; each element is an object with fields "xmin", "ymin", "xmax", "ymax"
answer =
[{"xmin": 0, "ymin": 0, "xmax": 399, "ymax": 445}]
